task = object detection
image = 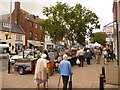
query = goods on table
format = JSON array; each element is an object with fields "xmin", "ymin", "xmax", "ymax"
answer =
[
  {"xmin": 66, "ymin": 49, "xmax": 77, "ymax": 57},
  {"xmin": 47, "ymin": 61, "xmax": 54, "ymax": 76}
]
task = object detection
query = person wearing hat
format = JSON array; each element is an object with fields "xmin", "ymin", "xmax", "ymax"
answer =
[
  {"xmin": 34, "ymin": 54, "xmax": 49, "ymax": 89},
  {"xmin": 58, "ymin": 54, "xmax": 73, "ymax": 90}
]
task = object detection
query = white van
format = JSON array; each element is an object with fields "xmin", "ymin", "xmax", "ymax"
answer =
[{"xmin": 0, "ymin": 44, "xmax": 9, "ymax": 60}]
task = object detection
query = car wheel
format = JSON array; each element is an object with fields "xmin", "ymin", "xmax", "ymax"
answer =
[{"xmin": 19, "ymin": 67, "xmax": 25, "ymax": 75}]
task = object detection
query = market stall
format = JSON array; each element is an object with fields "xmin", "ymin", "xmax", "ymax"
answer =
[
  {"xmin": 47, "ymin": 60, "xmax": 54, "ymax": 76},
  {"xmin": 66, "ymin": 49, "xmax": 77, "ymax": 66},
  {"xmin": 68, "ymin": 57, "xmax": 77, "ymax": 66},
  {"xmin": 34, "ymin": 60, "xmax": 54, "ymax": 76}
]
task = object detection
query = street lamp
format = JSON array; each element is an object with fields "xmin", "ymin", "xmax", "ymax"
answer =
[
  {"xmin": 4, "ymin": 32, "xmax": 11, "ymax": 74},
  {"xmin": 4, "ymin": 32, "xmax": 9, "ymax": 40}
]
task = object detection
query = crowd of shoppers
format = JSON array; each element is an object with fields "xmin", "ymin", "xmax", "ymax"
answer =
[
  {"xmin": 75, "ymin": 45, "xmax": 116, "ymax": 67},
  {"xmin": 33, "ymin": 45, "xmax": 116, "ymax": 89}
]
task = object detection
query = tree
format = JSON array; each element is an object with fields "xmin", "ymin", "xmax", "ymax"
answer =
[
  {"xmin": 90, "ymin": 32, "xmax": 106, "ymax": 45},
  {"xmin": 39, "ymin": 2, "xmax": 100, "ymax": 46}
]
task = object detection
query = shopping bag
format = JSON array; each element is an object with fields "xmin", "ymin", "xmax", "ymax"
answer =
[
  {"xmin": 76, "ymin": 58, "xmax": 80, "ymax": 64},
  {"xmin": 69, "ymin": 75, "xmax": 72, "ymax": 90}
]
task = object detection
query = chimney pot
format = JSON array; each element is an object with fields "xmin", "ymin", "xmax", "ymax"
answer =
[{"xmin": 15, "ymin": 2, "xmax": 20, "ymax": 9}]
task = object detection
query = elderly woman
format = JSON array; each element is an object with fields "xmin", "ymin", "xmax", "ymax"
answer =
[
  {"xmin": 34, "ymin": 54, "xmax": 49, "ymax": 89},
  {"xmin": 58, "ymin": 54, "xmax": 73, "ymax": 90},
  {"xmin": 85, "ymin": 49, "xmax": 92, "ymax": 65}
]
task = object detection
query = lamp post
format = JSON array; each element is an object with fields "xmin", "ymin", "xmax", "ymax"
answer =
[
  {"xmin": 4, "ymin": 32, "xmax": 9, "ymax": 40},
  {"xmin": 4, "ymin": 32, "xmax": 11, "ymax": 74}
]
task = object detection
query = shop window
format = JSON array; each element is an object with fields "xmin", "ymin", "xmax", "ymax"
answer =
[{"xmin": 15, "ymin": 44, "xmax": 23, "ymax": 51}]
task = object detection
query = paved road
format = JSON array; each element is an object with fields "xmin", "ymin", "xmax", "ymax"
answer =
[
  {"xmin": 0, "ymin": 59, "xmax": 8, "ymax": 72},
  {"xmin": 1, "ymin": 57, "xmax": 119, "ymax": 89}
]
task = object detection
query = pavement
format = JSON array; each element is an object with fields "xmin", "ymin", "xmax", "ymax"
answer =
[{"xmin": 1, "ymin": 56, "xmax": 119, "ymax": 89}]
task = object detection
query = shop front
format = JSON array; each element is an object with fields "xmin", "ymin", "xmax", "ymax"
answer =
[{"xmin": 27, "ymin": 40, "xmax": 44, "ymax": 50}]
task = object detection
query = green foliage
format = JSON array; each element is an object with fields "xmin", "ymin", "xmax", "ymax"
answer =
[
  {"xmin": 90, "ymin": 32, "xmax": 106, "ymax": 44},
  {"xmin": 38, "ymin": 2, "xmax": 100, "ymax": 45}
]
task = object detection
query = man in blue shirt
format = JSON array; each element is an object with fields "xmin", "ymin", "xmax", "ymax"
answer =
[{"xmin": 58, "ymin": 54, "xmax": 73, "ymax": 90}]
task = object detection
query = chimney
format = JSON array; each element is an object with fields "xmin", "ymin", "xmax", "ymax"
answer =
[
  {"xmin": 14, "ymin": 1, "xmax": 20, "ymax": 24},
  {"xmin": 15, "ymin": 2, "xmax": 20, "ymax": 9}
]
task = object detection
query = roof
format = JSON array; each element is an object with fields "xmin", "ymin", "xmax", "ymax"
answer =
[
  {"xmin": 0, "ymin": 20, "xmax": 25, "ymax": 34},
  {"xmin": 0, "ymin": 14, "xmax": 25, "ymax": 34},
  {"xmin": 20, "ymin": 9, "xmax": 43, "ymax": 22}
]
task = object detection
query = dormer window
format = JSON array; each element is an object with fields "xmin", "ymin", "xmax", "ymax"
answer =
[{"xmin": 2, "ymin": 22, "xmax": 10, "ymax": 28}]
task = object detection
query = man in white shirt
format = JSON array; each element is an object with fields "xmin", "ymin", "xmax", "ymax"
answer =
[{"xmin": 76, "ymin": 47, "xmax": 85, "ymax": 67}]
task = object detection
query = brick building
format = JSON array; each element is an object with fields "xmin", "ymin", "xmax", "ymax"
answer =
[
  {"xmin": 113, "ymin": 0, "xmax": 120, "ymax": 65},
  {"xmin": 11, "ymin": 1, "xmax": 44, "ymax": 49}
]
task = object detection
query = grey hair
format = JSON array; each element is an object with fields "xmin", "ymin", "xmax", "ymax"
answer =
[
  {"xmin": 41, "ymin": 54, "xmax": 47, "ymax": 59},
  {"xmin": 63, "ymin": 54, "xmax": 68, "ymax": 59}
]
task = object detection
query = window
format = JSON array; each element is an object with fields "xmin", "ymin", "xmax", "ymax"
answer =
[
  {"xmin": 30, "ymin": 21, "xmax": 33, "ymax": 27},
  {"xmin": 35, "ymin": 24, "xmax": 38, "ymax": 29},
  {"xmin": 16, "ymin": 35, "xmax": 22, "ymax": 41},
  {"xmin": 0, "ymin": 32, "xmax": 2, "ymax": 40},
  {"xmin": 40, "ymin": 34, "xmax": 42, "ymax": 40},
  {"xmin": 40, "ymin": 26, "xmax": 42, "ymax": 30},
  {"xmin": 15, "ymin": 44, "xmax": 23, "ymax": 51},
  {"xmin": 35, "ymin": 34, "xmax": 38, "ymax": 40},
  {"xmin": 2, "ymin": 22, "xmax": 10, "ymax": 28},
  {"xmin": 29, "ymin": 32, "xmax": 32, "ymax": 39},
  {"xmin": 46, "ymin": 35, "xmax": 48, "ymax": 39}
]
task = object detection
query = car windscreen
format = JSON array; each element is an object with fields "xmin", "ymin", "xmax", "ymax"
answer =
[{"xmin": 17, "ymin": 50, "xmax": 30, "ymax": 57}]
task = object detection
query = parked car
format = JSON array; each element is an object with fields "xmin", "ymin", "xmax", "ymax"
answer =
[
  {"xmin": 10, "ymin": 49, "xmax": 41, "ymax": 75},
  {"xmin": 10, "ymin": 49, "xmax": 40, "ymax": 63}
]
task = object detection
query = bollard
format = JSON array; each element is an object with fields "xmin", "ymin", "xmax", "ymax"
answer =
[
  {"xmin": 99, "ymin": 74, "xmax": 104, "ymax": 90},
  {"xmin": 8, "ymin": 59, "xmax": 10, "ymax": 74},
  {"xmin": 102, "ymin": 67, "xmax": 106, "ymax": 83},
  {"xmin": 23, "ymin": 50, "xmax": 24, "ymax": 58}
]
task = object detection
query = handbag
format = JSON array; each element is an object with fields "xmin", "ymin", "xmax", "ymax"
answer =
[
  {"xmin": 76, "ymin": 58, "xmax": 80, "ymax": 64},
  {"xmin": 69, "ymin": 75, "xmax": 72, "ymax": 90}
]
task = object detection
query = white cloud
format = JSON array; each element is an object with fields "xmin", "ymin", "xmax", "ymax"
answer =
[{"xmin": 1, "ymin": 0, "xmax": 113, "ymax": 31}]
